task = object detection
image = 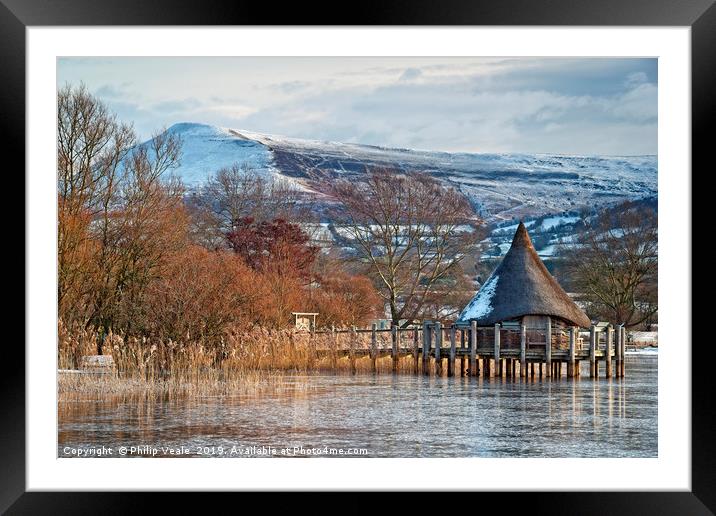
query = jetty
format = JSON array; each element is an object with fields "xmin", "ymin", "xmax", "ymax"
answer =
[
  {"xmin": 302, "ymin": 221, "xmax": 628, "ymax": 379},
  {"xmin": 307, "ymin": 320, "xmax": 625, "ymax": 378}
]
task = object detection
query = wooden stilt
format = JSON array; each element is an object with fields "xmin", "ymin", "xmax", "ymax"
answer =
[
  {"xmin": 512, "ymin": 359, "xmax": 516, "ymax": 378},
  {"xmin": 506, "ymin": 358, "xmax": 512, "ymax": 378},
  {"xmin": 568, "ymin": 327, "xmax": 576, "ymax": 378},
  {"xmin": 530, "ymin": 362, "xmax": 535, "ymax": 378},
  {"xmin": 422, "ymin": 321, "xmax": 431, "ymax": 376},
  {"xmin": 494, "ymin": 323, "xmax": 501, "ymax": 377},
  {"xmin": 448, "ymin": 325, "xmax": 456, "ymax": 377},
  {"xmin": 413, "ymin": 327, "xmax": 420, "ymax": 375},
  {"xmin": 545, "ymin": 316, "xmax": 552, "ymax": 378},
  {"xmin": 520, "ymin": 322, "xmax": 527, "ymax": 378},
  {"xmin": 621, "ymin": 326, "xmax": 626, "ymax": 377},
  {"xmin": 460, "ymin": 329, "xmax": 467, "ymax": 377},
  {"xmin": 605, "ymin": 325, "xmax": 613, "ymax": 378},
  {"xmin": 308, "ymin": 322, "xmax": 316, "ymax": 369},
  {"xmin": 483, "ymin": 357, "xmax": 490, "ymax": 378},
  {"xmin": 589, "ymin": 324, "xmax": 596, "ymax": 378},
  {"xmin": 371, "ymin": 323, "xmax": 378, "ymax": 373},
  {"xmin": 539, "ymin": 362, "xmax": 543, "ymax": 378},
  {"xmin": 391, "ymin": 324, "xmax": 399, "ymax": 372},
  {"xmin": 470, "ymin": 321, "xmax": 478, "ymax": 377},
  {"xmin": 615, "ymin": 323, "xmax": 622, "ymax": 378},
  {"xmin": 435, "ymin": 322, "xmax": 442, "ymax": 376}
]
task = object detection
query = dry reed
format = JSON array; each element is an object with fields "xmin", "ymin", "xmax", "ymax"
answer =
[{"xmin": 58, "ymin": 321, "xmax": 412, "ymax": 401}]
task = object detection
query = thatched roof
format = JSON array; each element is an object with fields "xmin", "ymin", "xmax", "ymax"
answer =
[{"xmin": 458, "ymin": 222, "xmax": 591, "ymax": 328}]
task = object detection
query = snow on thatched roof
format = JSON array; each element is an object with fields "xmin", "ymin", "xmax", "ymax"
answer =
[{"xmin": 458, "ymin": 222, "xmax": 591, "ymax": 328}]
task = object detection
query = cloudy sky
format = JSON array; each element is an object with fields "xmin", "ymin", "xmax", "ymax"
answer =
[{"xmin": 57, "ymin": 57, "xmax": 657, "ymax": 155}]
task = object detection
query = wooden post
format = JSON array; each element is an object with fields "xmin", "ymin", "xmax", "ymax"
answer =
[
  {"xmin": 605, "ymin": 325, "xmax": 613, "ymax": 378},
  {"xmin": 460, "ymin": 329, "xmax": 467, "ymax": 377},
  {"xmin": 413, "ymin": 327, "xmax": 420, "ymax": 375},
  {"xmin": 621, "ymin": 326, "xmax": 627, "ymax": 377},
  {"xmin": 435, "ymin": 322, "xmax": 443, "ymax": 376},
  {"xmin": 494, "ymin": 323, "xmax": 501, "ymax": 377},
  {"xmin": 589, "ymin": 325, "xmax": 596, "ymax": 378},
  {"xmin": 512, "ymin": 359, "xmax": 516, "ymax": 378},
  {"xmin": 307, "ymin": 321, "xmax": 316, "ymax": 369},
  {"xmin": 470, "ymin": 321, "xmax": 478, "ymax": 377},
  {"xmin": 568, "ymin": 327, "xmax": 576, "ymax": 378},
  {"xmin": 350, "ymin": 325, "xmax": 357, "ymax": 375},
  {"xmin": 520, "ymin": 322, "xmax": 527, "ymax": 378},
  {"xmin": 530, "ymin": 362, "xmax": 535, "ymax": 378},
  {"xmin": 391, "ymin": 324, "xmax": 399, "ymax": 372},
  {"xmin": 615, "ymin": 323, "xmax": 622, "ymax": 378},
  {"xmin": 422, "ymin": 321, "xmax": 431, "ymax": 376},
  {"xmin": 545, "ymin": 316, "xmax": 552, "ymax": 378},
  {"xmin": 370, "ymin": 323, "xmax": 378, "ymax": 373},
  {"xmin": 448, "ymin": 325, "xmax": 456, "ymax": 377}
]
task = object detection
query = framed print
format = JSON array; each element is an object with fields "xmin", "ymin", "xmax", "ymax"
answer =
[{"xmin": 5, "ymin": 0, "xmax": 711, "ymax": 512}]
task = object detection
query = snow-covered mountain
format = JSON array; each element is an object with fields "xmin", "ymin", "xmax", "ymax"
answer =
[{"xmin": 156, "ymin": 122, "xmax": 657, "ymax": 225}]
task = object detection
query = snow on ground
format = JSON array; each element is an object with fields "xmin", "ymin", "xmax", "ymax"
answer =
[
  {"xmin": 492, "ymin": 220, "xmax": 537, "ymax": 235},
  {"xmin": 537, "ymin": 245, "xmax": 557, "ymax": 257},
  {"xmin": 161, "ymin": 123, "xmax": 276, "ymax": 185},
  {"xmin": 538, "ymin": 215, "xmax": 581, "ymax": 231},
  {"xmin": 141, "ymin": 123, "xmax": 657, "ymax": 251},
  {"xmin": 155, "ymin": 124, "xmax": 656, "ymax": 210}
]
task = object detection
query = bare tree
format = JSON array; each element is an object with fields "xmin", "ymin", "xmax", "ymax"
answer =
[
  {"xmin": 331, "ymin": 168, "xmax": 480, "ymax": 326},
  {"xmin": 57, "ymin": 84, "xmax": 185, "ymax": 348},
  {"xmin": 558, "ymin": 200, "xmax": 657, "ymax": 327},
  {"xmin": 186, "ymin": 163, "xmax": 314, "ymax": 248},
  {"xmin": 57, "ymin": 83, "xmax": 135, "ymax": 312}
]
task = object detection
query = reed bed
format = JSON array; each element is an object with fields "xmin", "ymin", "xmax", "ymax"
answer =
[{"xmin": 58, "ymin": 321, "xmax": 411, "ymax": 401}]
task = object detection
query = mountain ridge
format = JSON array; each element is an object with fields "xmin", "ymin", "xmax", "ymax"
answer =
[{"xmin": 154, "ymin": 122, "xmax": 658, "ymax": 224}]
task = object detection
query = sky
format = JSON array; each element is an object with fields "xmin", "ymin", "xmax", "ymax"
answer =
[{"xmin": 57, "ymin": 57, "xmax": 657, "ymax": 156}]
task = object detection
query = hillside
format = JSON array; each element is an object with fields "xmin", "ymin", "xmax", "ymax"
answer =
[{"xmin": 148, "ymin": 123, "xmax": 657, "ymax": 258}]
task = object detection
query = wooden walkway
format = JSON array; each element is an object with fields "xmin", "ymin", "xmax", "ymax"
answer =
[{"xmin": 309, "ymin": 320, "xmax": 627, "ymax": 379}]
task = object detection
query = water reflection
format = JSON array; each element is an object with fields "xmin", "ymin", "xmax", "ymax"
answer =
[{"xmin": 58, "ymin": 356, "xmax": 657, "ymax": 458}]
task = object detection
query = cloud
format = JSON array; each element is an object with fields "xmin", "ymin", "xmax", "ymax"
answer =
[
  {"xmin": 63, "ymin": 57, "xmax": 657, "ymax": 155},
  {"xmin": 399, "ymin": 68, "xmax": 423, "ymax": 82}
]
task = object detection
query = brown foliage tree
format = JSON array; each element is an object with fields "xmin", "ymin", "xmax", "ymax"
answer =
[
  {"xmin": 144, "ymin": 246, "xmax": 258, "ymax": 341},
  {"xmin": 226, "ymin": 217, "xmax": 318, "ymax": 278},
  {"xmin": 312, "ymin": 272, "xmax": 382, "ymax": 328},
  {"xmin": 57, "ymin": 84, "xmax": 185, "ymax": 347}
]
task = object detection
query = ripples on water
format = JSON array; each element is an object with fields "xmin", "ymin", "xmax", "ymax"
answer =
[{"xmin": 58, "ymin": 356, "xmax": 657, "ymax": 458}]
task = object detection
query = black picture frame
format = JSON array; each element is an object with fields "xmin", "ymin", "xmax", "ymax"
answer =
[{"xmin": 4, "ymin": 0, "xmax": 709, "ymax": 512}]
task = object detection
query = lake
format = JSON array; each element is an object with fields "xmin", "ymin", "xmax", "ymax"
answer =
[{"xmin": 58, "ymin": 355, "xmax": 657, "ymax": 458}]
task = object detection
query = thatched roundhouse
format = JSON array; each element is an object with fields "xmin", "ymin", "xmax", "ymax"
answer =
[{"xmin": 458, "ymin": 222, "xmax": 590, "ymax": 347}]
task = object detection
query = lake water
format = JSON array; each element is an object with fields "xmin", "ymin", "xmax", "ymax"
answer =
[{"xmin": 58, "ymin": 355, "xmax": 657, "ymax": 458}]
